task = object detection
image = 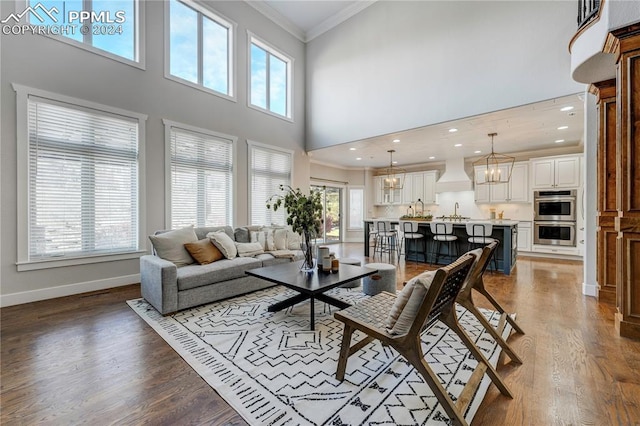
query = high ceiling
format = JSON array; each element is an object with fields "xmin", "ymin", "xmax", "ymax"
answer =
[
  {"xmin": 307, "ymin": 93, "xmax": 585, "ymax": 169},
  {"xmin": 248, "ymin": 2, "xmax": 585, "ymax": 170}
]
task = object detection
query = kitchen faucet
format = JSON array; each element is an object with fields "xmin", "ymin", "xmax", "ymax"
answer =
[{"xmin": 454, "ymin": 202, "xmax": 459, "ymax": 217}]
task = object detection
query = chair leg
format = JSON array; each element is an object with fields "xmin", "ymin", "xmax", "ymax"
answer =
[
  {"xmin": 336, "ymin": 324, "xmax": 355, "ymax": 381},
  {"xmin": 477, "ymin": 288, "xmax": 525, "ymax": 335},
  {"xmin": 457, "ymin": 299, "xmax": 522, "ymax": 364},
  {"xmin": 441, "ymin": 310, "xmax": 513, "ymax": 398},
  {"xmin": 401, "ymin": 344, "xmax": 468, "ymax": 426}
]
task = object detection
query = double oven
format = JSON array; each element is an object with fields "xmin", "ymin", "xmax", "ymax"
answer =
[{"xmin": 533, "ymin": 189, "xmax": 577, "ymax": 247}]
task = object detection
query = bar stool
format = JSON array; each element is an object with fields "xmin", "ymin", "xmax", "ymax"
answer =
[
  {"xmin": 465, "ymin": 222, "xmax": 499, "ymax": 271},
  {"xmin": 374, "ymin": 221, "xmax": 397, "ymax": 261},
  {"xmin": 398, "ymin": 221, "xmax": 426, "ymax": 264},
  {"xmin": 429, "ymin": 222, "xmax": 458, "ymax": 265},
  {"xmin": 368, "ymin": 222, "xmax": 379, "ymax": 256}
]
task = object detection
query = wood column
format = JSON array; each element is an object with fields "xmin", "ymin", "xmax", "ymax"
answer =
[
  {"xmin": 605, "ymin": 25, "xmax": 640, "ymax": 340},
  {"xmin": 591, "ymin": 80, "xmax": 617, "ymax": 304}
]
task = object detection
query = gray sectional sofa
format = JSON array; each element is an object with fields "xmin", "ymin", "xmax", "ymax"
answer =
[{"xmin": 140, "ymin": 225, "xmax": 303, "ymax": 315}]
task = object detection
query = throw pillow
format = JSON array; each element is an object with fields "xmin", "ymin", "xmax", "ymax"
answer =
[
  {"xmin": 207, "ymin": 230, "xmax": 237, "ymax": 259},
  {"xmin": 235, "ymin": 242, "xmax": 265, "ymax": 257},
  {"xmin": 250, "ymin": 229, "xmax": 275, "ymax": 251},
  {"xmin": 273, "ymin": 228, "xmax": 288, "ymax": 250},
  {"xmin": 184, "ymin": 239, "xmax": 224, "ymax": 265},
  {"xmin": 148, "ymin": 226, "xmax": 198, "ymax": 267},
  {"xmin": 386, "ymin": 271, "xmax": 435, "ymax": 335},
  {"xmin": 286, "ymin": 229, "xmax": 302, "ymax": 250},
  {"xmin": 234, "ymin": 227, "xmax": 251, "ymax": 243}
]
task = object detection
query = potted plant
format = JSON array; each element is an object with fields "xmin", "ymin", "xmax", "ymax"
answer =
[{"xmin": 267, "ymin": 185, "xmax": 323, "ymax": 271}]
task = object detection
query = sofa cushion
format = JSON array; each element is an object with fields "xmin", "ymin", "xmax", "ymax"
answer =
[
  {"xmin": 184, "ymin": 239, "xmax": 223, "ymax": 265},
  {"xmin": 287, "ymin": 229, "xmax": 302, "ymax": 250},
  {"xmin": 149, "ymin": 226, "xmax": 198, "ymax": 267},
  {"xmin": 177, "ymin": 257, "xmax": 263, "ymax": 291},
  {"xmin": 273, "ymin": 228, "xmax": 288, "ymax": 250},
  {"xmin": 236, "ymin": 242, "xmax": 264, "ymax": 257},
  {"xmin": 208, "ymin": 231, "xmax": 237, "ymax": 259}
]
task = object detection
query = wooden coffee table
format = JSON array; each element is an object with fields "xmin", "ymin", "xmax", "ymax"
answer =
[{"xmin": 246, "ymin": 261, "xmax": 377, "ymax": 330}]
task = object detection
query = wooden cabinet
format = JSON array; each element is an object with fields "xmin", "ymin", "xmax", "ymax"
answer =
[
  {"xmin": 474, "ymin": 162, "xmax": 529, "ymax": 203},
  {"xmin": 531, "ymin": 155, "xmax": 581, "ymax": 189}
]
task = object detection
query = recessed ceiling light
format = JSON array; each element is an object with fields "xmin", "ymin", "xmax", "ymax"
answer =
[
  {"xmin": 392, "ymin": 161, "xmax": 398, "ymax": 164},
  {"xmin": 349, "ymin": 147, "xmax": 356, "ymax": 151},
  {"xmin": 449, "ymin": 128, "xmax": 458, "ymax": 133},
  {"xmin": 428, "ymin": 156, "xmax": 435, "ymax": 160},
  {"xmin": 392, "ymin": 139, "xmax": 400, "ymax": 143},
  {"xmin": 557, "ymin": 126, "xmax": 568, "ymax": 130},
  {"xmin": 560, "ymin": 106, "xmax": 574, "ymax": 112},
  {"xmin": 356, "ymin": 157, "xmax": 362, "ymax": 160},
  {"xmin": 474, "ymin": 150, "xmax": 482, "ymax": 154},
  {"xmin": 454, "ymin": 143, "xmax": 462, "ymax": 147},
  {"xmin": 555, "ymin": 139, "xmax": 565, "ymax": 143}
]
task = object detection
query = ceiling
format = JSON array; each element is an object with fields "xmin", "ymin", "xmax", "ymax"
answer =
[{"xmin": 307, "ymin": 93, "xmax": 585, "ymax": 169}]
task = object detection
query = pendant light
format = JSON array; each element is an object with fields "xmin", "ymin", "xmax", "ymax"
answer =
[
  {"xmin": 473, "ymin": 133, "xmax": 515, "ymax": 185},
  {"xmin": 382, "ymin": 149, "xmax": 406, "ymax": 190}
]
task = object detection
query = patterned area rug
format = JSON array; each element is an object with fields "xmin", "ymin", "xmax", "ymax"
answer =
[{"xmin": 128, "ymin": 285, "xmax": 509, "ymax": 425}]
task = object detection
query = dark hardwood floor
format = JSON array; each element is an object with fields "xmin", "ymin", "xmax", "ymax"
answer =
[{"xmin": 2, "ymin": 244, "xmax": 639, "ymax": 425}]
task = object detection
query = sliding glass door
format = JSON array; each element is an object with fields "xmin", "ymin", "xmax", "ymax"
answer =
[{"xmin": 312, "ymin": 185, "xmax": 341, "ymax": 244}]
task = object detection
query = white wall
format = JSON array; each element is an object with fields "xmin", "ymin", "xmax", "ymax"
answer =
[
  {"xmin": 0, "ymin": 1, "xmax": 307, "ymax": 305},
  {"xmin": 306, "ymin": 0, "xmax": 585, "ymax": 150}
]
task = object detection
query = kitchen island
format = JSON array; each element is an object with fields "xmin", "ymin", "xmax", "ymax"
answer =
[{"xmin": 364, "ymin": 219, "xmax": 518, "ymax": 275}]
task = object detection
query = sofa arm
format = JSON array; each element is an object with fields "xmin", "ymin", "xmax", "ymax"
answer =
[{"xmin": 140, "ymin": 255, "xmax": 178, "ymax": 315}]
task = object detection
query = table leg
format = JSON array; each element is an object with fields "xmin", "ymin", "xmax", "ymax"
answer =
[
  {"xmin": 315, "ymin": 293, "xmax": 351, "ymax": 310},
  {"xmin": 267, "ymin": 293, "xmax": 310, "ymax": 312}
]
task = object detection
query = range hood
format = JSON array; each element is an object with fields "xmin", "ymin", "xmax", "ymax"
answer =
[{"xmin": 435, "ymin": 157, "xmax": 473, "ymax": 193}]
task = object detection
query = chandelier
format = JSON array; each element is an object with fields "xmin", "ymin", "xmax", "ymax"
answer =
[
  {"xmin": 382, "ymin": 149, "xmax": 406, "ymax": 190},
  {"xmin": 473, "ymin": 133, "xmax": 515, "ymax": 185}
]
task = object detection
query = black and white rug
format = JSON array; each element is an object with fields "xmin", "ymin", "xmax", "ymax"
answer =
[{"xmin": 128, "ymin": 286, "xmax": 509, "ymax": 425}]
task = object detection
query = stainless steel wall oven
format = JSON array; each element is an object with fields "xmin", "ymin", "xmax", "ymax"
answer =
[{"xmin": 533, "ymin": 189, "xmax": 577, "ymax": 247}]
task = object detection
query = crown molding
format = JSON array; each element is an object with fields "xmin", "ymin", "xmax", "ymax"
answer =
[
  {"xmin": 244, "ymin": 0, "xmax": 376, "ymax": 43},
  {"xmin": 306, "ymin": 1, "xmax": 377, "ymax": 42},
  {"xmin": 245, "ymin": 1, "xmax": 306, "ymax": 42},
  {"xmin": 309, "ymin": 158, "xmax": 366, "ymax": 171}
]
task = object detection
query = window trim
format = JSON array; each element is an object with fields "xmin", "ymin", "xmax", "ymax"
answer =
[
  {"xmin": 13, "ymin": 83, "xmax": 148, "ymax": 271},
  {"xmin": 163, "ymin": 119, "xmax": 238, "ymax": 229},
  {"xmin": 163, "ymin": 0, "xmax": 237, "ymax": 102},
  {"xmin": 247, "ymin": 31, "xmax": 294, "ymax": 122},
  {"xmin": 20, "ymin": 0, "xmax": 146, "ymax": 70},
  {"xmin": 247, "ymin": 140, "xmax": 294, "ymax": 226}
]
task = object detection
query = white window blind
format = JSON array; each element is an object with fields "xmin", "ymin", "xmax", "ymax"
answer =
[
  {"xmin": 170, "ymin": 126, "xmax": 233, "ymax": 228},
  {"xmin": 28, "ymin": 96, "xmax": 140, "ymax": 260},
  {"xmin": 249, "ymin": 144, "xmax": 292, "ymax": 226},
  {"xmin": 348, "ymin": 188, "xmax": 364, "ymax": 230}
]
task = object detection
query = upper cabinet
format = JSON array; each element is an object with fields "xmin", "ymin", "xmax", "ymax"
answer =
[
  {"xmin": 474, "ymin": 162, "xmax": 529, "ymax": 203},
  {"xmin": 531, "ymin": 155, "xmax": 581, "ymax": 189},
  {"xmin": 373, "ymin": 171, "xmax": 438, "ymax": 206}
]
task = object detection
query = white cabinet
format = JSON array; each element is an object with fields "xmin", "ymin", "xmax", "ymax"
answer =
[
  {"xmin": 373, "ymin": 176, "xmax": 384, "ymax": 205},
  {"xmin": 408, "ymin": 171, "xmax": 438, "ymax": 205},
  {"xmin": 401, "ymin": 176, "xmax": 413, "ymax": 204},
  {"xmin": 474, "ymin": 162, "xmax": 529, "ymax": 203},
  {"xmin": 531, "ymin": 155, "xmax": 581, "ymax": 189},
  {"xmin": 411, "ymin": 173, "xmax": 424, "ymax": 203},
  {"xmin": 517, "ymin": 221, "xmax": 532, "ymax": 252}
]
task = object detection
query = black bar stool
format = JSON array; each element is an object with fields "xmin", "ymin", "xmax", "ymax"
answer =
[{"xmin": 429, "ymin": 222, "xmax": 458, "ymax": 265}]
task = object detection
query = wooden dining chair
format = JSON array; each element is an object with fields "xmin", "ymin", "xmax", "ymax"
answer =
[{"xmin": 334, "ymin": 254, "xmax": 512, "ymax": 426}]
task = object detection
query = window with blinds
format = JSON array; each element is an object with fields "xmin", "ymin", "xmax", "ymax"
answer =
[
  {"xmin": 249, "ymin": 143, "xmax": 292, "ymax": 226},
  {"xmin": 169, "ymin": 125, "xmax": 233, "ymax": 228},
  {"xmin": 27, "ymin": 96, "xmax": 140, "ymax": 260}
]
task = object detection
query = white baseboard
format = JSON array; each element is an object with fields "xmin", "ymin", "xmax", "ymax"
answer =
[
  {"xmin": 0, "ymin": 274, "xmax": 140, "ymax": 308},
  {"xmin": 582, "ymin": 282, "xmax": 598, "ymax": 297}
]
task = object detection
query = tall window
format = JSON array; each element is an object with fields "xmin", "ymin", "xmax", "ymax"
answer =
[
  {"xmin": 348, "ymin": 187, "xmax": 364, "ymax": 230},
  {"xmin": 21, "ymin": 91, "xmax": 142, "ymax": 262},
  {"xmin": 28, "ymin": 0, "xmax": 142, "ymax": 65},
  {"xmin": 166, "ymin": 121, "xmax": 235, "ymax": 228},
  {"xmin": 249, "ymin": 34, "xmax": 292, "ymax": 119},
  {"xmin": 248, "ymin": 142, "xmax": 292, "ymax": 226},
  {"xmin": 167, "ymin": 0, "xmax": 234, "ymax": 98}
]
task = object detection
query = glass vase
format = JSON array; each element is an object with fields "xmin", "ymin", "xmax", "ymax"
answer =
[{"xmin": 300, "ymin": 230, "xmax": 316, "ymax": 272}]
